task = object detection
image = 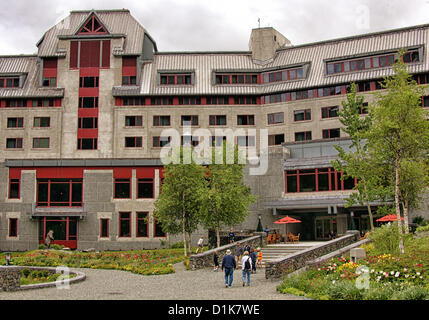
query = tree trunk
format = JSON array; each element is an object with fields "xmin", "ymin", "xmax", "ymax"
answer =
[
  {"xmin": 363, "ymin": 178, "xmax": 375, "ymax": 231},
  {"xmin": 216, "ymin": 225, "xmax": 221, "ymax": 248},
  {"xmin": 395, "ymin": 153, "xmax": 405, "ymax": 254},
  {"xmin": 182, "ymin": 193, "xmax": 187, "ymax": 257},
  {"xmin": 403, "ymin": 199, "xmax": 410, "ymax": 234},
  {"xmin": 187, "ymin": 231, "xmax": 192, "ymax": 256}
]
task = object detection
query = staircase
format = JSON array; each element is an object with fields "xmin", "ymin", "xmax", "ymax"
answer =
[{"xmin": 259, "ymin": 242, "xmax": 322, "ymax": 267}]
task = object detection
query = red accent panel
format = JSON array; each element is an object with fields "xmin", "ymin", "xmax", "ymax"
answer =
[
  {"xmin": 79, "ymin": 68, "xmax": 100, "ymax": 77},
  {"xmin": 9, "ymin": 168, "xmax": 21, "ymax": 179},
  {"xmin": 102, "ymin": 40, "xmax": 110, "ymax": 68},
  {"xmin": 114, "ymin": 168, "xmax": 132, "ymax": 178},
  {"xmin": 43, "ymin": 58, "xmax": 57, "ymax": 78},
  {"xmin": 122, "ymin": 57, "xmax": 137, "ymax": 76},
  {"xmin": 79, "ymin": 88, "xmax": 99, "ymax": 97},
  {"xmin": 36, "ymin": 167, "xmax": 84, "ymax": 179},
  {"xmin": 55, "ymin": 99, "xmax": 62, "ymax": 107},
  {"xmin": 77, "ymin": 129, "xmax": 98, "ymax": 138},
  {"xmin": 136, "ymin": 168, "xmax": 155, "ymax": 178},
  {"xmin": 70, "ymin": 41, "xmax": 79, "ymax": 69},
  {"xmin": 80, "ymin": 41, "xmax": 101, "ymax": 68},
  {"xmin": 78, "ymin": 108, "xmax": 99, "ymax": 117},
  {"xmin": 115, "ymin": 97, "xmax": 123, "ymax": 106}
]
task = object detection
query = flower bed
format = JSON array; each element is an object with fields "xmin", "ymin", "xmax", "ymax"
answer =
[
  {"xmin": 19, "ymin": 268, "xmax": 76, "ymax": 286},
  {"xmin": 277, "ymin": 229, "xmax": 429, "ymax": 300},
  {"xmin": 1, "ymin": 249, "xmax": 185, "ymax": 276}
]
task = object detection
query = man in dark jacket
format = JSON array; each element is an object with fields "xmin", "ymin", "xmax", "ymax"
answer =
[{"xmin": 221, "ymin": 249, "xmax": 236, "ymax": 288}]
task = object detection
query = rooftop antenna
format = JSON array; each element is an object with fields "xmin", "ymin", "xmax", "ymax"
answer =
[{"xmin": 258, "ymin": 18, "xmax": 261, "ymax": 28}]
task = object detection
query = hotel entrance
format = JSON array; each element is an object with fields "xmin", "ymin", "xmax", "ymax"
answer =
[{"xmin": 38, "ymin": 216, "xmax": 78, "ymax": 249}]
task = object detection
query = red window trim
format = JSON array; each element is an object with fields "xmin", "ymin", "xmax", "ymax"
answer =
[
  {"xmin": 293, "ymin": 109, "xmax": 312, "ymax": 122},
  {"xmin": 153, "ymin": 115, "xmax": 171, "ymax": 127},
  {"xmin": 77, "ymin": 138, "xmax": 98, "ymax": 150},
  {"xmin": 322, "ymin": 128, "xmax": 341, "ymax": 139},
  {"xmin": 321, "ymin": 106, "xmax": 339, "ymax": 119},
  {"xmin": 33, "ymin": 117, "xmax": 51, "ymax": 128},
  {"xmin": 137, "ymin": 178, "xmax": 154, "ymax": 199},
  {"xmin": 180, "ymin": 115, "xmax": 199, "ymax": 127},
  {"xmin": 152, "ymin": 136, "xmax": 171, "ymax": 148},
  {"xmin": 209, "ymin": 115, "xmax": 227, "ymax": 126},
  {"xmin": 33, "ymin": 137, "xmax": 50, "ymax": 149},
  {"xmin": 9, "ymin": 218, "xmax": 18, "ymax": 237},
  {"xmin": 6, "ymin": 138, "xmax": 23, "ymax": 149},
  {"xmin": 100, "ymin": 218, "xmax": 109, "ymax": 238},
  {"xmin": 125, "ymin": 115, "xmax": 143, "ymax": 127},
  {"xmin": 7, "ymin": 117, "xmax": 24, "ymax": 128},
  {"xmin": 136, "ymin": 212, "xmax": 149, "ymax": 238},
  {"xmin": 36, "ymin": 178, "xmax": 83, "ymax": 207},
  {"xmin": 237, "ymin": 115, "xmax": 255, "ymax": 126},
  {"xmin": 125, "ymin": 136, "xmax": 143, "ymax": 148},
  {"xmin": 119, "ymin": 212, "xmax": 132, "ymax": 238},
  {"xmin": 160, "ymin": 74, "xmax": 192, "ymax": 86},
  {"xmin": 295, "ymin": 131, "xmax": 312, "ymax": 142},
  {"xmin": 8, "ymin": 179, "xmax": 20, "ymax": 199},
  {"xmin": 114, "ymin": 178, "xmax": 131, "ymax": 199},
  {"xmin": 215, "ymin": 73, "xmax": 259, "ymax": 85},
  {"xmin": 268, "ymin": 134, "xmax": 285, "ymax": 146}
]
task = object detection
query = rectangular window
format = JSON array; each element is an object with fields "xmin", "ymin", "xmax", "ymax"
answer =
[
  {"xmin": 119, "ymin": 212, "xmax": 131, "ymax": 237},
  {"xmin": 321, "ymin": 106, "xmax": 339, "ymax": 119},
  {"xmin": 9, "ymin": 179, "xmax": 20, "ymax": 199},
  {"xmin": 422, "ymin": 96, "xmax": 429, "ymax": 108},
  {"xmin": 77, "ymin": 138, "xmax": 97, "ymax": 150},
  {"xmin": 181, "ymin": 115, "xmax": 198, "ymax": 126},
  {"xmin": 322, "ymin": 128, "xmax": 341, "ymax": 139},
  {"xmin": 136, "ymin": 212, "xmax": 149, "ymax": 238},
  {"xmin": 181, "ymin": 136, "xmax": 199, "ymax": 147},
  {"xmin": 237, "ymin": 136, "xmax": 255, "ymax": 147},
  {"xmin": 122, "ymin": 76, "xmax": 137, "ymax": 85},
  {"xmin": 42, "ymin": 77, "xmax": 56, "ymax": 87},
  {"xmin": 293, "ymin": 109, "xmax": 311, "ymax": 121},
  {"xmin": 125, "ymin": 116, "xmax": 143, "ymax": 127},
  {"xmin": 359, "ymin": 102, "xmax": 369, "ymax": 115},
  {"xmin": 153, "ymin": 115, "xmax": 171, "ymax": 127},
  {"xmin": 114, "ymin": 179, "xmax": 131, "ymax": 199},
  {"xmin": 137, "ymin": 178, "xmax": 154, "ymax": 199},
  {"xmin": 178, "ymin": 96, "xmax": 201, "ymax": 105},
  {"xmin": 0, "ymin": 77, "xmax": 20, "ymax": 88},
  {"xmin": 34, "ymin": 117, "xmax": 50, "ymax": 128},
  {"xmin": 267, "ymin": 112, "xmax": 284, "ymax": 125},
  {"xmin": 37, "ymin": 178, "xmax": 83, "ymax": 207},
  {"xmin": 154, "ymin": 218, "xmax": 166, "ymax": 237},
  {"xmin": 78, "ymin": 117, "xmax": 98, "ymax": 129},
  {"xmin": 33, "ymin": 138, "xmax": 50, "ymax": 149},
  {"xmin": 237, "ymin": 115, "xmax": 255, "ymax": 126},
  {"xmin": 125, "ymin": 137, "xmax": 142, "ymax": 148},
  {"xmin": 268, "ymin": 134, "xmax": 285, "ymax": 146},
  {"xmin": 153, "ymin": 136, "xmax": 171, "ymax": 148},
  {"xmin": 80, "ymin": 76, "xmax": 99, "ymax": 88},
  {"xmin": 5, "ymin": 99, "xmax": 27, "ymax": 108},
  {"xmin": 209, "ymin": 115, "xmax": 227, "ymax": 126},
  {"xmin": 160, "ymin": 74, "xmax": 192, "ymax": 85},
  {"xmin": 100, "ymin": 219, "xmax": 109, "ymax": 238},
  {"xmin": 7, "ymin": 117, "xmax": 24, "ymax": 128},
  {"xmin": 295, "ymin": 131, "xmax": 312, "ymax": 142},
  {"xmin": 210, "ymin": 136, "xmax": 227, "ymax": 147},
  {"xmin": 79, "ymin": 97, "xmax": 98, "ymax": 108},
  {"xmin": 9, "ymin": 218, "xmax": 18, "ymax": 237},
  {"xmin": 6, "ymin": 138, "xmax": 23, "ymax": 149}
]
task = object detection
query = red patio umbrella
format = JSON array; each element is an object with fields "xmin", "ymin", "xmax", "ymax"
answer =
[
  {"xmin": 376, "ymin": 214, "xmax": 404, "ymax": 222},
  {"xmin": 274, "ymin": 216, "xmax": 302, "ymax": 242}
]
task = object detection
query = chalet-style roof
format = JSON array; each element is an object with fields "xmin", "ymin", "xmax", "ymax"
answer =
[{"xmin": 0, "ymin": 55, "xmax": 63, "ymax": 98}]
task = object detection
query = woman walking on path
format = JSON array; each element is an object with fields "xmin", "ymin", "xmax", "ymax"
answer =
[
  {"xmin": 249, "ymin": 248, "xmax": 257, "ymax": 273},
  {"xmin": 45, "ymin": 230, "xmax": 54, "ymax": 249},
  {"xmin": 256, "ymin": 247, "xmax": 263, "ymax": 268},
  {"xmin": 241, "ymin": 251, "xmax": 252, "ymax": 286},
  {"xmin": 213, "ymin": 250, "xmax": 219, "ymax": 271}
]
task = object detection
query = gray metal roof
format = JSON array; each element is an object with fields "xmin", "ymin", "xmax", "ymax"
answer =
[
  {"xmin": 37, "ymin": 10, "xmax": 149, "ymax": 57},
  {"xmin": 116, "ymin": 23, "xmax": 429, "ymax": 96},
  {"xmin": 0, "ymin": 55, "xmax": 64, "ymax": 98}
]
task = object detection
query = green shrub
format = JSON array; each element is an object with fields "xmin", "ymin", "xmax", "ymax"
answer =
[
  {"xmin": 416, "ymin": 225, "xmax": 429, "ymax": 233},
  {"xmin": 369, "ymin": 223, "xmax": 412, "ymax": 255},
  {"xmin": 327, "ymin": 281, "xmax": 365, "ymax": 300},
  {"xmin": 392, "ymin": 286, "xmax": 429, "ymax": 300},
  {"xmin": 362, "ymin": 283, "xmax": 395, "ymax": 300},
  {"xmin": 20, "ymin": 268, "xmax": 31, "ymax": 278},
  {"xmin": 50, "ymin": 244, "xmax": 65, "ymax": 250},
  {"xmin": 282, "ymin": 287, "xmax": 306, "ymax": 296},
  {"xmin": 38, "ymin": 244, "xmax": 47, "ymax": 250},
  {"xmin": 170, "ymin": 241, "xmax": 184, "ymax": 249}
]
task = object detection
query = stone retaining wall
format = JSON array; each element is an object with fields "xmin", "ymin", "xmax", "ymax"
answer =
[
  {"xmin": 0, "ymin": 266, "xmax": 86, "ymax": 291},
  {"xmin": 265, "ymin": 230, "xmax": 360, "ymax": 280},
  {"xmin": 189, "ymin": 233, "xmax": 264, "ymax": 270},
  {"xmin": 0, "ymin": 266, "xmax": 21, "ymax": 291}
]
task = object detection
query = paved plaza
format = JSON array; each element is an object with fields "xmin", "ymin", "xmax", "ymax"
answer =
[{"xmin": 0, "ymin": 262, "xmax": 304, "ymax": 300}]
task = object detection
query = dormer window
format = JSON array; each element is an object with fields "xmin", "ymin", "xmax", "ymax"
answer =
[
  {"xmin": 160, "ymin": 74, "xmax": 192, "ymax": 85},
  {"xmin": 0, "ymin": 77, "xmax": 20, "ymax": 88},
  {"xmin": 77, "ymin": 14, "xmax": 108, "ymax": 35},
  {"xmin": 262, "ymin": 66, "xmax": 306, "ymax": 84},
  {"xmin": 215, "ymin": 73, "xmax": 259, "ymax": 85}
]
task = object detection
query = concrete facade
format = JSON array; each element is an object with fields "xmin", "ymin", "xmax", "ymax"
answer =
[{"xmin": 0, "ymin": 9, "xmax": 428, "ymax": 251}]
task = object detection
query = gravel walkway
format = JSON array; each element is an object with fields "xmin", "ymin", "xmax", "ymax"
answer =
[{"xmin": 0, "ymin": 263, "xmax": 304, "ymax": 300}]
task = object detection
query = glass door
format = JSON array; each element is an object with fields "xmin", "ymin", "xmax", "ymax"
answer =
[
  {"xmin": 39, "ymin": 216, "xmax": 78, "ymax": 249},
  {"xmin": 314, "ymin": 216, "xmax": 336, "ymax": 240}
]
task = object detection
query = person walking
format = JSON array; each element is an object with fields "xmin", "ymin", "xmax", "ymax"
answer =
[
  {"xmin": 196, "ymin": 236, "xmax": 204, "ymax": 253},
  {"xmin": 244, "ymin": 243, "xmax": 251, "ymax": 253},
  {"xmin": 249, "ymin": 248, "xmax": 257, "ymax": 274},
  {"xmin": 241, "ymin": 251, "xmax": 252, "ymax": 286},
  {"xmin": 45, "ymin": 230, "xmax": 54, "ymax": 249},
  {"xmin": 221, "ymin": 249, "xmax": 236, "ymax": 288},
  {"xmin": 234, "ymin": 242, "xmax": 243, "ymax": 268},
  {"xmin": 228, "ymin": 229, "xmax": 235, "ymax": 244},
  {"xmin": 256, "ymin": 247, "xmax": 263, "ymax": 268},
  {"xmin": 213, "ymin": 250, "xmax": 219, "ymax": 271}
]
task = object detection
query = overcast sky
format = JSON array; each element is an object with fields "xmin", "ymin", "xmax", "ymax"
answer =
[{"xmin": 1, "ymin": 0, "xmax": 429, "ymax": 55}]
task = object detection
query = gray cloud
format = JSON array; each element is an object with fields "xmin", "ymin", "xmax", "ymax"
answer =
[{"xmin": 1, "ymin": 0, "xmax": 429, "ymax": 54}]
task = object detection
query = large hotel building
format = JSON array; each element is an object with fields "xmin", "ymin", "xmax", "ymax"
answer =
[{"xmin": 0, "ymin": 9, "xmax": 428, "ymax": 251}]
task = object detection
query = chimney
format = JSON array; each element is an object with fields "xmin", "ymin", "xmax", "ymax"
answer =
[{"xmin": 249, "ymin": 27, "xmax": 292, "ymax": 63}]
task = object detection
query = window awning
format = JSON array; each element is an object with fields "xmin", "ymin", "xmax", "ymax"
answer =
[{"xmin": 30, "ymin": 206, "xmax": 87, "ymax": 218}]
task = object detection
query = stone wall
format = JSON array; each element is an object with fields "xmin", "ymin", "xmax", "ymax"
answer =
[
  {"xmin": 265, "ymin": 230, "xmax": 360, "ymax": 279},
  {"xmin": 189, "ymin": 234, "xmax": 264, "ymax": 270},
  {"xmin": 0, "ymin": 266, "xmax": 21, "ymax": 291}
]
